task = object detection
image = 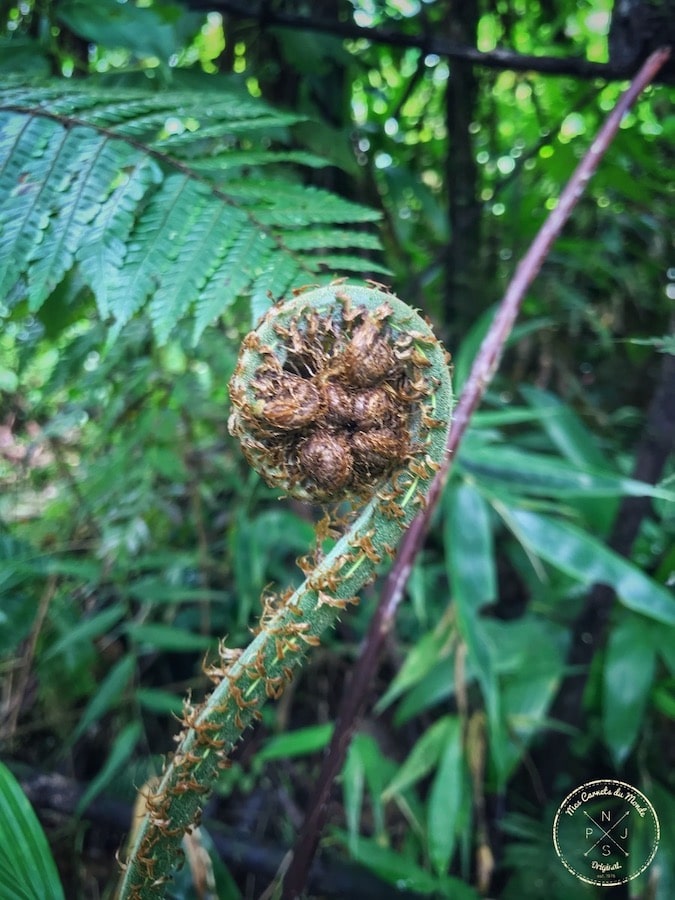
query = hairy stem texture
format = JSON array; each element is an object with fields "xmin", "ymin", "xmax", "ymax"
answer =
[{"xmin": 117, "ymin": 283, "xmax": 452, "ymax": 898}]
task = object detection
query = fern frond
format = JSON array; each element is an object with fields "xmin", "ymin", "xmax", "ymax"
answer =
[{"xmin": 0, "ymin": 82, "xmax": 382, "ymax": 342}]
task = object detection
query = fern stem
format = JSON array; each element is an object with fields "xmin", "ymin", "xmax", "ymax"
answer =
[{"xmin": 116, "ymin": 283, "xmax": 452, "ymax": 899}]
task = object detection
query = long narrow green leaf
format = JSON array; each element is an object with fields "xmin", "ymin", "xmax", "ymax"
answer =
[
  {"xmin": 459, "ymin": 445, "xmax": 674, "ymax": 501},
  {"xmin": 375, "ymin": 616, "xmax": 455, "ymax": 713},
  {"xmin": 40, "ymin": 606, "xmax": 125, "ymax": 663},
  {"xmin": 382, "ymin": 716, "xmax": 450, "ymax": 801},
  {"xmin": 344, "ymin": 833, "xmax": 479, "ymax": 898},
  {"xmin": 427, "ymin": 717, "xmax": 464, "ymax": 875},
  {"xmin": 520, "ymin": 384, "xmax": 620, "ymax": 533},
  {"xmin": 125, "ymin": 622, "xmax": 212, "ymax": 652},
  {"xmin": 519, "ymin": 385, "xmax": 609, "ymax": 468},
  {"xmin": 603, "ymin": 614, "xmax": 657, "ymax": 765},
  {"xmin": 70, "ymin": 654, "xmax": 136, "ymax": 745},
  {"xmin": 255, "ymin": 724, "xmax": 333, "ymax": 762},
  {"xmin": 0, "ymin": 762, "xmax": 65, "ymax": 900},
  {"xmin": 342, "ymin": 733, "xmax": 395, "ymax": 853},
  {"xmin": 445, "ymin": 482, "xmax": 496, "ymax": 609},
  {"xmin": 342, "ymin": 736, "xmax": 366, "ymax": 857},
  {"xmin": 75, "ymin": 722, "xmax": 142, "ymax": 816},
  {"xmin": 504, "ymin": 508, "xmax": 675, "ymax": 625},
  {"xmin": 444, "ymin": 481, "xmax": 504, "ymax": 776}
]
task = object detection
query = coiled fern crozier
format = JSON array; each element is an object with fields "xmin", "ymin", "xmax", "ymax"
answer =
[{"xmin": 117, "ymin": 283, "xmax": 453, "ymax": 898}]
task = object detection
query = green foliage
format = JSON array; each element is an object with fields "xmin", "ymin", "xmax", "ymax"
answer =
[
  {"xmin": 0, "ymin": 83, "xmax": 383, "ymax": 343},
  {"xmin": 0, "ymin": 762, "xmax": 65, "ymax": 900}
]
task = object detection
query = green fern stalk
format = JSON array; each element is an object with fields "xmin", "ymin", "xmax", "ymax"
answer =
[{"xmin": 117, "ymin": 283, "xmax": 453, "ymax": 898}]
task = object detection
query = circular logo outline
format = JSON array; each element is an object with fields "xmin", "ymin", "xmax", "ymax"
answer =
[{"xmin": 552, "ymin": 779, "xmax": 660, "ymax": 887}]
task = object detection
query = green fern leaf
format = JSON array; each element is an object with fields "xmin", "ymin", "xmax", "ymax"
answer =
[
  {"xmin": 0, "ymin": 115, "xmax": 65, "ymax": 302},
  {"xmin": 223, "ymin": 181, "xmax": 381, "ymax": 227},
  {"xmin": 248, "ymin": 252, "xmax": 306, "ymax": 326},
  {"xmin": 192, "ymin": 228, "xmax": 277, "ymax": 339},
  {"xmin": 26, "ymin": 128, "xmax": 132, "ymax": 311},
  {"xmin": 312, "ymin": 254, "xmax": 392, "ymax": 275},
  {"xmin": 76, "ymin": 154, "xmax": 163, "ymax": 319},
  {"xmin": 283, "ymin": 228, "xmax": 383, "ymax": 251},
  {"xmin": 190, "ymin": 150, "xmax": 329, "ymax": 172},
  {"xmin": 148, "ymin": 203, "xmax": 247, "ymax": 344},
  {"xmin": 0, "ymin": 82, "xmax": 383, "ymax": 342},
  {"xmin": 105, "ymin": 174, "xmax": 209, "ymax": 333}
]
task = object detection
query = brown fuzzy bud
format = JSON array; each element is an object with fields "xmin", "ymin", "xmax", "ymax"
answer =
[
  {"xmin": 323, "ymin": 382, "xmax": 354, "ymax": 425},
  {"xmin": 299, "ymin": 432, "xmax": 354, "ymax": 494},
  {"xmin": 258, "ymin": 374, "xmax": 322, "ymax": 430},
  {"xmin": 351, "ymin": 387, "xmax": 397, "ymax": 427},
  {"xmin": 351, "ymin": 428, "xmax": 408, "ymax": 477},
  {"xmin": 342, "ymin": 319, "xmax": 397, "ymax": 387}
]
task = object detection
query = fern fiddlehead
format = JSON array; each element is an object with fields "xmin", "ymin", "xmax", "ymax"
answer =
[{"xmin": 117, "ymin": 283, "xmax": 452, "ymax": 898}]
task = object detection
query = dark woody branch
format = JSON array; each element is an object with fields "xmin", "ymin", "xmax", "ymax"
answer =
[{"xmin": 185, "ymin": 0, "xmax": 673, "ymax": 82}]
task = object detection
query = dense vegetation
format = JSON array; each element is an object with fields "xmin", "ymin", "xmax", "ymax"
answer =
[{"xmin": 1, "ymin": 1, "xmax": 673, "ymax": 898}]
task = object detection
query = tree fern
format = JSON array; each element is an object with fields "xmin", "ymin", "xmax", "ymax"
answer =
[{"xmin": 0, "ymin": 82, "xmax": 385, "ymax": 342}]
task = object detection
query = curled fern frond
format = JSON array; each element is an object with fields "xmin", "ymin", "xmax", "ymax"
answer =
[
  {"xmin": 117, "ymin": 283, "xmax": 453, "ymax": 899},
  {"xmin": 0, "ymin": 83, "xmax": 384, "ymax": 342}
]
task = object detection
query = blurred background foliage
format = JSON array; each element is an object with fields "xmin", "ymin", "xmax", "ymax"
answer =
[{"xmin": 0, "ymin": 1, "xmax": 673, "ymax": 898}]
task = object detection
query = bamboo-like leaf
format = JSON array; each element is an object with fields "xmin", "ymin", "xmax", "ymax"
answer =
[
  {"xmin": 125, "ymin": 622, "xmax": 212, "ymax": 652},
  {"xmin": 345, "ymin": 834, "xmax": 479, "ymax": 898},
  {"xmin": 40, "ymin": 606, "xmax": 125, "ymax": 663},
  {"xmin": 75, "ymin": 722, "xmax": 142, "ymax": 816},
  {"xmin": 427, "ymin": 717, "xmax": 464, "ymax": 875},
  {"xmin": 503, "ymin": 508, "xmax": 675, "ymax": 625},
  {"xmin": 603, "ymin": 614, "xmax": 657, "ymax": 765},
  {"xmin": 343, "ymin": 736, "xmax": 367, "ymax": 856},
  {"xmin": 0, "ymin": 762, "xmax": 64, "ymax": 900},
  {"xmin": 445, "ymin": 482, "xmax": 496, "ymax": 610},
  {"xmin": 256, "ymin": 724, "xmax": 334, "ymax": 762},
  {"xmin": 382, "ymin": 716, "xmax": 451, "ymax": 801},
  {"xmin": 70, "ymin": 654, "xmax": 136, "ymax": 745},
  {"xmin": 459, "ymin": 445, "xmax": 675, "ymax": 501}
]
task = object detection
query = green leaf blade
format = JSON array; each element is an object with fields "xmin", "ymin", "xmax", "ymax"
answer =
[
  {"xmin": 0, "ymin": 763, "xmax": 65, "ymax": 900},
  {"xmin": 603, "ymin": 615, "xmax": 657, "ymax": 765},
  {"xmin": 0, "ymin": 115, "xmax": 63, "ymax": 299},
  {"xmin": 445, "ymin": 481, "xmax": 496, "ymax": 610},
  {"xmin": 505, "ymin": 508, "xmax": 675, "ymax": 625},
  {"xmin": 427, "ymin": 716, "xmax": 464, "ymax": 875}
]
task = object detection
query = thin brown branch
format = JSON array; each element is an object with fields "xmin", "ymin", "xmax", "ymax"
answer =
[
  {"xmin": 2, "ymin": 574, "xmax": 58, "ymax": 742},
  {"xmin": 281, "ymin": 46, "xmax": 672, "ymax": 900}
]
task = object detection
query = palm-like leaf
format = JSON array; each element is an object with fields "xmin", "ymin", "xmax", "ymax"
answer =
[{"xmin": 0, "ymin": 82, "xmax": 384, "ymax": 342}]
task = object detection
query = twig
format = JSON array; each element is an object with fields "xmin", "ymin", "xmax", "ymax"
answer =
[
  {"xmin": 2, "ymin": 574, "xmax": 58, "ymax": 741},
  {"xmin": 281, "ymin": 46, "xmax": 672, "ymax": 899}
]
